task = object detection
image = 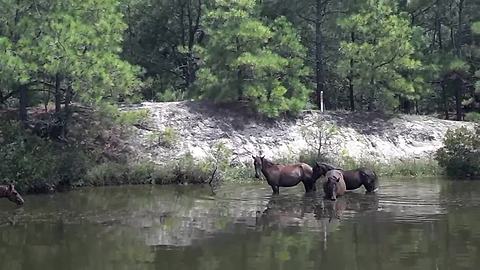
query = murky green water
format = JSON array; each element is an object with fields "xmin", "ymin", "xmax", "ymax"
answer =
[{"xmin": 1, "ymin": 178, "xmax": 480, "ymax": 270}]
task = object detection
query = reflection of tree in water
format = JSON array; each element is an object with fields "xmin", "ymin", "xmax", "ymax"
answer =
[{"xmin": 3, "ymin": 180, "xmax": 480, "ymax": 270}]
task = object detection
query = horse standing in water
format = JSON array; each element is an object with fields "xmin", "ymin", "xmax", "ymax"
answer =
[
  {"xmin": 312, "ymin": 162, "xmax": 378, "ymax": 193},
  {"xmin": 0, "ymin": 184, "xmax": 25, "ymax": 206},
  {"xmin": 252, "ymin": 156, "xmax": 315, "ymax": 194},
  {"xmin": 323, "ymin": 170, "xmax": 346, "ymax": 201}
]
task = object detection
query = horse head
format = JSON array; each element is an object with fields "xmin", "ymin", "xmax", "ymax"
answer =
[
  {"xmin": 3, "ymin": 184, "xmax": 24, "ymax": 206},
  {"xmin": 252, "ymin": 155, "xmax": 265, "ymax": 178},
  {"xmin": 312, "ymin": 162, "xmax": 338, "ymax": 181},
  {"xmin": 359, "ymin": 168, "xmax": 378, "ymax": 193},
  {"xmin": 323, "ymin": 170, "xmax": 345, "ymax": 201}
]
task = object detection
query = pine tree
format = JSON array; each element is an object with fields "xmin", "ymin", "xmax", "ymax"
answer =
[
  {"xmin": 195, "ymin": 0, "xmax": 311, "ymax": 117},
  {"xmin": 337, "ymin": 0, "xmax": 424, "ymax": 111},
  {"xmin": 0, "ymin": 0, "xmax": 140, "ymax": 124}
]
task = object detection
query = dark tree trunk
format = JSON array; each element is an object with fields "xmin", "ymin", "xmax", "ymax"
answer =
[
  {"xmin": 236, "ymin": 37, "xmax": 243, "ymax": 100},
  {"xmin": 18, "ymin": 85, "xmax": 28, "ymax": 125},
  {"xmin": 454, "ymin": 0, "xmax": 464, "ymax": 122},
  {"xmin": 399, "ymin": 96, "xmax": 412, "ymax": 114},
  {"xmin": 367, "ymin": 77, "xmax": 375, "ymax": 111},
  {"xmin": 348, "ymin": 31, "xmax": 355, "ymax": 111},
  {"xmin": 55, "ymin": 73, "xmax": 62, "ymax": 113},
  {"xmin": 315, "ymin": 0, "xmax": 325, "ymax": 109},
  {"xmin": 441, "ymin": 80, "xmax": 448, "ymax": 120},
  {"xmin": 64, "ymin": 81, "xmax": 73, "ymax": 112},
  {"xmin": 62, "ymin": 81, "xmax": 74, "ymax": 138},
  {"xmin": 437, "ymin": 19, "xmax": 443, "ymax": 49},
  {"xmin": 455, "ymin": 81, "xmax": 463, "ymax": 121},
  {"xmin": 456, "ymin": 0, "xmax": 464, "ymax": 56}
]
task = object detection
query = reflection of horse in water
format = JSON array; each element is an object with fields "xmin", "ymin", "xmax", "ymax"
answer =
[
  {"xmin": 314, "ymin": 198, "xmax": 348, "ymax": 221},
  {"xmin": 256, "ymin": 193, "xmax": 379, "ymax": 230},
  {"xmin": 0, "ymin": 208, "xmax": 24, "ymax": 227},
  {"xmin": 255, "ymin": 196, "xmax": 314, "ymax": 229}
]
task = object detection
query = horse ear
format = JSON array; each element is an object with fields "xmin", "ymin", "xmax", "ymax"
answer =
[{"xmin": 261, "ymin": 155, "xmax": 265, "ymax": 160}]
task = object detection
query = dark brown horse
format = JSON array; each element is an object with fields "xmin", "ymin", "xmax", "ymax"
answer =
[
  {"xmin": 313, "ymin": 162, "xmax": 378, "ymax": 193},
  {"xmin": 323, "ymin": 170, "xmax": 347, "ymax": 201},
  {"xmin": 252, "ymin": 156, "xmax": 315, "ymax": 194},
  {"xmin": 0, "ymin": 184, "xmax": 24, "ymax": 206}
]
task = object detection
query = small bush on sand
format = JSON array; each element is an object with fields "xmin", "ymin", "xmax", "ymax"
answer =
[
  {"xmin": 86, "ymin": 162, "xmax": 128, "ymax": 186},
  {"xmin": 465, "ymin": 112, "xmax": 480, "ymax": 123},
  {"xmin": 436, "ymin": 126, "xmax": 480, "ymax": 178},
  {"xmin": 0, "ymin": 122, "xmax": 92, "ymax": 192}
]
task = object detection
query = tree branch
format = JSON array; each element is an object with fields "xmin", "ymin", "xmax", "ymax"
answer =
[
  {"xmin": 298, "ymin": 14, "xmax": 315, "ymax": 24},
  {"xmin": 373, "ymin": 52, "xmax": 402, "ymax": 70}
]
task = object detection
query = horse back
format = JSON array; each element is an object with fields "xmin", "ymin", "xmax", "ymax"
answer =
[
  {"xmin": 342, "ymin": 170, "xmax": 364, "ymax": 190},
  {"xmin": 298, "ymin": 163, "xmax": 313, "ymax": 179},
  {"xmin": 273, "ymin": 163, "xmax": 310, "ymax": 187}
]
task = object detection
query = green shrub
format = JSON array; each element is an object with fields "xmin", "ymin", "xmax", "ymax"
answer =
[
  {"xmin": 173, "ymin": 154, "xmax": 218, "ymax": 184},
  {"xmin": 116, "ymin": 109, "xmax": 150, "ymax": 126},
  {"xmin": 155, "ymin": 87, "xmax": 185, "ymax": 102},
  {"xmin": 147, "ymin": 127, "xmax": 179, "ymax": 148},
  {"xmin": 465, "ymin": 112, "xmax": 480, "ymax": 123},
  {"xmin": 129, "ymin": 155, "xmax": 220, "ymax": 185},
  {"xmin": 0, "ymin": 122, "xmax": 92, "ymax": 192},
  {"xmin": 85, "ymin": 162, "xmax": 128, "ymax": 186},
  {"xmin": 211, "ymin": 142, "xmax": 232, "ymax": 169},
  {"xmin": 373, "ymin": 159, "xmax": 442, "ymax": 177},
  {"xmin": 301, "ymin": 119, "xmax": 338, "ymax": 159},
  {"xmin": 435, "ymin": 126, "xmax": 480, "ymax": 178},
  {"xmin": 127, "ymin": 162, "xmax": 157, "ymax": 184},
  {"xmin": 159, "ymin": 127, "xmax": 179, "ymax": 148}
]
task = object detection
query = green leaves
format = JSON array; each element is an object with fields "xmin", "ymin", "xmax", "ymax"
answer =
[
  {"xmin": 0, "ymin": 0, "xmax": 140, "ymax": 108},
  {"xmin": 337, "ymin": 1, "xmax": 424, "ymax": 109},
  {"xmin": 436, "ymin": 127, "xmax": 480, "ymax": 178},
  {"xmin": 472, "ymin": 21, "xmax": 480, "ymax": 35},
  {"xmin": 195, "ymin": 0, "xmax": 311, "ymax": 117}
]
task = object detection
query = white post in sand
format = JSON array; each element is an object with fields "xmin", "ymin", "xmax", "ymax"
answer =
[{"xmin": 320, "ymin": 91, "xmax": 324, "ymax": 112}]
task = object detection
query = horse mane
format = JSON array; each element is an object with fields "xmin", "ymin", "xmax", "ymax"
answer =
[
  {"xmin": 262, "ymin": 158, "xmax": 277, "ymax": 167},
  {"xmin": 320, "ymin": 163, "xmax": 341, "ymax": 171}
]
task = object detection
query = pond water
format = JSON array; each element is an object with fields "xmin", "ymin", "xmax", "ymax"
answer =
[{"xmin": 1, "ymin": 178, "xmax": 480, "ymax": 270}]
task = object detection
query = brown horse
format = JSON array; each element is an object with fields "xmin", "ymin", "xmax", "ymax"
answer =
[
  {"xmin": 0, "ymin": 184, "xmax": 24, "ymax": 206},
  {"xmin": 313, "ymin": 162, "xmax": 378, "ymax": 193},
  {"xmin": 252, "ymin": 156, "xmax": 315, "ymax": 194},
  {"xmin": 323, "ymin": 170, "xmax": 346, "ymax": 201}
]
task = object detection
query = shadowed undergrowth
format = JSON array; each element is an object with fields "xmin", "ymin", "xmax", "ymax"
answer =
[{"xmin": 0, "ymin": 105, "xmax": 453, "ymax": 195}]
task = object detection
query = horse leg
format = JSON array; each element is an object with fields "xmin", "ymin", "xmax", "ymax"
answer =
[
  {"xmin": 302, "ymin": 178, "xmax": 317, "ymax": 193},
  {"xmin": 302, "ymin": 181, "xmax": 313, "ymax": 193},
  {"xmin": 271, "ymin": 185, "xmax": 279, "ymax": 195}
]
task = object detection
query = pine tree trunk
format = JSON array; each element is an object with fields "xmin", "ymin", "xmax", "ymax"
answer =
[
  {"xmin": 455, "ymin": 0, "xmax": 464, "ymax": 121},
  {"xmin": 455, "ymin": 82, "xmax": 463, "ymax": 121},
  {"xmin": 367, "ymin": 77, "xmax": 375, "ymax": 111},
  {"xmin": 348, "ymin": 31, "xmax": 355, "ymax": 111},
  {"xmin": 315, "ymin": 0, "xmax": 325, "ymax": 109},
  {"xmin": 441, "ymin": 80, "xmax": 448, "ymax": 120},
  {"xmin": 456, "ymin": 0, "xmax": 464, "ymax": 56},
  {"xmin": 18, "ymin": 85, "xmax": 28, "ymax": 125},
  {"xmin": 62, "ymin": 81, "xmax": 74, "ymax": 138},
  {"xmin": 55, "ymin": 73, "xmax": 62, "ymax": 113}
]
